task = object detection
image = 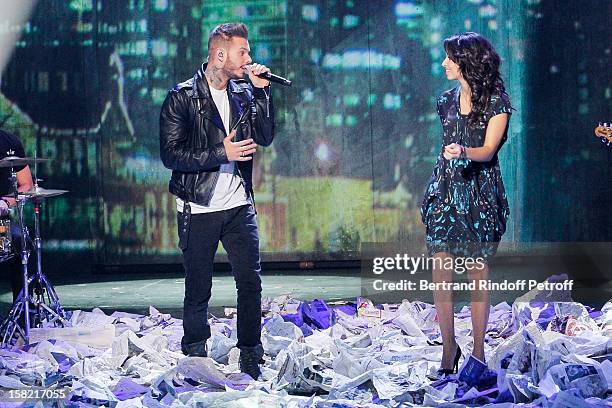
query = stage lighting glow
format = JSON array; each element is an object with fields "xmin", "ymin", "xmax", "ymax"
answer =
[
  {"xmin": 343, "ymin": 94, "xmax": 360, "ymax": 107},
  {"xmin": 345, "ymin": 115, "xmax": 357, "ymax": 126},
  {"xmin": 301, "ymin": 88, "xmax": 314, "ymax": 102},
  {"xmin": 255, "ymin": 44, "xmax": 271, "ymax": 63},
  {"xmin": 302, "ymin": 5, "xmax": 319, "ymax": 23},
  {"xmin": 325, "ymin": 114, "xmax": 343, "ymax": 127},
  {"xmin": 383, "ymin": 93, "xmax": 401, "ymax": 110},
  {"xmin": 310, "ymin": 48, "xmax": 321, "ymax": 64},
  {"xmin": 343, "ymin": 15, "xmax": 359, "ymax": 29},
  {"xmin": 394, "ymin": 2, "xmax": 422, "ymax": 19},
  {"xmin": 69, "ymin": 0, "xmax": 92, "ymax": 12},
  {"xmin": 322, "ymin": 50, "xmax": 400, "ymax": 70},
  {"xmin": 151, "ymin": 39, "xmax": 169, "ymax": 57},
  {"xmin": 315, "ymin": 142, "xmax": 331, "ymax": 162},
  {"xmin": 153, "ymin": 0, "xmax": 168, "ymax": 11},
  {"xmin": 0, "ymin": 0, "xmax": 37, "ymax": 74},
  {"xmin": 479, "ymin": 5, "xmax": 497, "ymax": 17}
]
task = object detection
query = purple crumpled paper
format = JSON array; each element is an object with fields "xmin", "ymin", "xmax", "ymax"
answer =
[{"xmin": 113, "ymin": 377, "xmax": 149, "ymax": 400}]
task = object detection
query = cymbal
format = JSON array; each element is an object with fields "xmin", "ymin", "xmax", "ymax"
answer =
[
  {"xmin": 0, "ymin": 156, "xmax": 49, "ymax": 168},
  {"xmin": 18, "ymin": 186, "xmax": 68, "ymax": 200}
]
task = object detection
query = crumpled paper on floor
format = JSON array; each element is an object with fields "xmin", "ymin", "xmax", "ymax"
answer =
[{"xmin": 0, "ymin": 277, "xmax": 610, "ymax": 407}]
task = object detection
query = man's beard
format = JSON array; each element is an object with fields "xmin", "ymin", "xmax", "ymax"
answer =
[{"xmin": 223, "ymin": 64, "xmax": 244, "ymax": 80}]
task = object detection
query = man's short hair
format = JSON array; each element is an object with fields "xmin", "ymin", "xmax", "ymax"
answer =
[{"xmin": 207, "ymin": 23, "xmax": 248, "ymax": 53}]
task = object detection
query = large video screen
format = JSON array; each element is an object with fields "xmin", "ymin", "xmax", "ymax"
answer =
[{"xmin": 0, "ymin": 1, "xmax": 609, "ymax": 265}]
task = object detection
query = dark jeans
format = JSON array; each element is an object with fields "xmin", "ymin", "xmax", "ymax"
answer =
[{"xmin": 179, "ymin": 204, "xmax": 262, "ymax": 354}]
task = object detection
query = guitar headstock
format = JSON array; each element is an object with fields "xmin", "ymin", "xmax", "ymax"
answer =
[{"xmin": 595, "ymin": 123, "xmax": 612, "ymax": 146}]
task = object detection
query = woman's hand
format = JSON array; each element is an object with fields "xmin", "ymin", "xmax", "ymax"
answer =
[{"xmin": 444, "ymin": 143, "xmax": 464, "ymax": 160}]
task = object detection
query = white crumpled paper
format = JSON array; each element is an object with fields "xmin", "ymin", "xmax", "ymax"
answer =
[{"xmin": 0, "ymin": 278, "xmax": 610, "ymax": 407}]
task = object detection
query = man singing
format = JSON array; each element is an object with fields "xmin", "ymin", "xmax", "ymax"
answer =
[{"xmin": 159, "ymin": 22, "xmax": 275, "ymax": 380}]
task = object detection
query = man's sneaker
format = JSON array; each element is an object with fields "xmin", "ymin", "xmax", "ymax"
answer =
[
  {"xmin": 181, "ymin": 338, "xmax": 207, "ymax": 357},
  {"xmin": 239, "ymin": 344, "xmax": 264, "ymax": 380}
]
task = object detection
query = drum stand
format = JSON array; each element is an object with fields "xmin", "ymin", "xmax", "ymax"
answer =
[{"xmin": 0, "ymin": 171, "xmax": 69, "ymax": 347}]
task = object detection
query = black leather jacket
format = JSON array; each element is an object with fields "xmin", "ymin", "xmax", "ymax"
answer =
[{"xmin": 160, "ymin": 63, "xmax": 274, "ymax": 206}]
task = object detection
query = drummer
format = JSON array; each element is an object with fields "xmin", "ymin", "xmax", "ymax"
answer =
[{"xmin": 0, "ymin": 129, "xmax": 34, "ymax": 302}]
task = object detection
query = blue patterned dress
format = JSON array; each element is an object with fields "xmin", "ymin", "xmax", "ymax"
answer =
[{"xmin": 421, "ymin": 86, "xmax": 512, "ymax": 259}]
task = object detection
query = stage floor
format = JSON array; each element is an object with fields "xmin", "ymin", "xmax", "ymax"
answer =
[
  {"xmin": 0, "ymin": 272, "xmax": 361, "ymax": 318},
  {"xmin": 1, "ymin": 263, "xmax": 609, "ymax": 318}
]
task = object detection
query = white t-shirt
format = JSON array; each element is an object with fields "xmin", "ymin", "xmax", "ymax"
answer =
[{"xmin": 176, "ymin": 85, "xmax": 248, "ymax": 214}]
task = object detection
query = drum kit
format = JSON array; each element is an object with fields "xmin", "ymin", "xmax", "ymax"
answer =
[{"xmin": 0, "ymin": 156, "xmax": 70, "ymax": 347}]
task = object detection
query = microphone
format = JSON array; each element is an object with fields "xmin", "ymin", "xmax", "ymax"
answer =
[{"xmin": 246, "ymin": 65, "xmax": 292, "ymax": 87}]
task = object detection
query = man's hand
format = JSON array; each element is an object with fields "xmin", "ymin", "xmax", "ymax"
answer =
[
  {"xmin": 223, "ymin": 130, "xmax": 257, "ymax": 161},
  {"xmin": 247, "ymin": 63, "xmax": 270, "ymax": 88}
]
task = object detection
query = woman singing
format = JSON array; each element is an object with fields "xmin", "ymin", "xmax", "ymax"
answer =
[{"xmin": 421, "ymin": 32, "xmax": 512, "ymax": 376}]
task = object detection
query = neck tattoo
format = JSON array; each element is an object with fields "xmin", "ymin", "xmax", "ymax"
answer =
[{"xmin": 205, "ymin": 67, "xmax": 226, "ymax": 89}]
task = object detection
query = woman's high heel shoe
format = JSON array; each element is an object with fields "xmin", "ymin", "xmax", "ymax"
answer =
[{"xmin": 436, "ymin": 345, "xmax": 462, "ymax": 376}]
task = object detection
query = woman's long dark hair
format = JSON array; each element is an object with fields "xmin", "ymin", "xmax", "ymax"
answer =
[{"xmin": 444, "ymin": 32, "xmax": 508, "ymax": 128}]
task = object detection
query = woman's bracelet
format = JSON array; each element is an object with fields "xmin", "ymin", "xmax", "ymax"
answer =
[{"xmin": 460, "ymin": 145, "xmax": 467, "ymax": 160}]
